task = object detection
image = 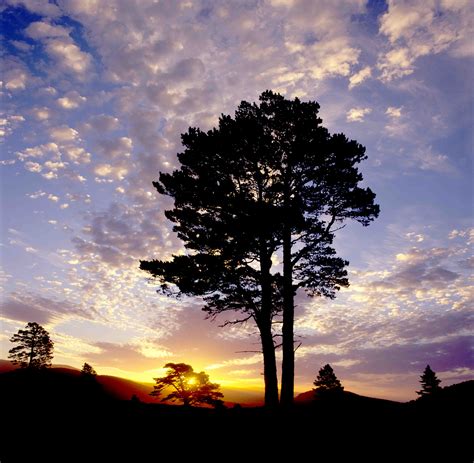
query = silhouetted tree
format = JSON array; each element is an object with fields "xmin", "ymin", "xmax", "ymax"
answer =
[
  {"xmin": 8, "ymin": 322, "xmax": 54, "ymax": 369},
  {"xmin": 81, "ymin": 362, "xmax": 97, "ymax": 377},
  {"xmin": 313, "ymin": 364, "xmax": 344, "ymax": 397},
  {"xmin": 151, "ymin": 363, "xmax": 224, "ymax": 407},
  {"xmin": 141, "ymin": 92, "xmax": 367, "ymax": 408},
  {"xmin": 417, "ymin": 365, "xmax": 442, "ymax": 397}
]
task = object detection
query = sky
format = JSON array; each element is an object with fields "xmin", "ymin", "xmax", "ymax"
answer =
[{"xmin": 0, "ymin": 0, "xmax": 472, "ymax": 402}]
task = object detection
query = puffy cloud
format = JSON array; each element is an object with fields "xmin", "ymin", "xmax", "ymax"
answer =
[
  {"xmin": 346, "ymin": 107, "xmax": 372, "ymax": 122},
  {"xmin": 377, "ymin": 0, "xmax": 473, "ymax": 81},
  {"xmin": 45, "ymin": 39, "xmax": 92, "ymax": 75},
  {"xmin": 96, "ymin": 137, "xmax": 132, "ymax": 159},
  {"xmin": 21, "ymin": 17, "xmax": 93, "ymax": 78},
  {"xmin": 86, "ymin": 114, "xmax": 120, "ymax": 132},
  {"xmin": 31, "ymin": 106, "xmax": 53, "ymax": 121},
  {"xmin": 385, "ymin": 106, "xmax": 402, "ymax": 118},
  {"xmin": 94, "ymin": 163, "xmax": 128, "ymax": 180},
  {"xmin": 57, "ymin": 90, "xmax": 87, "ymax": 109},
  {"xmin": 5, "ymin": 0, "xmax": 62, "ymax": 17},
  {"xmin": 63, "ymin": 146, "xmax": 91, "ymax": 164},
  {"xmin": 25, "ymin": 21, "xmax": 70, "ymax": 39},
  {"xmin": 348, "ymin": 66, "xmax": 372, "ymax": 89},
  {"xmin": 49, "ymin": 125, "xmax": 79, "ymax": 142},
  {"xmin": 24, "ymin": 161, "xmax": 42, "ymax": 173},
  {"xmin": 0, "ymin": 114, "xmax": 25, "ymax": 139},
  {"xmin": 2, "ymin": 56, "xmax": 29, "ymax": 91}
]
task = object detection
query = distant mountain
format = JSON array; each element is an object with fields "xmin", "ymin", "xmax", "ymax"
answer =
[
  {"xmin": 295, "ymin": 388, "xmax": 401, "ymax": 405},
  {"xmin": 98, "ymin": 375, "xmax": 155, "ymax": 402}
]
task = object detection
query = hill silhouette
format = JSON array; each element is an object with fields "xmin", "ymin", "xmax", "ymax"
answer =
[
  {"xmin": 0, "ymin": 365, "xmax": 472, "ymax": 462},
  {"xmin": 295, "ymin": 388, "xmax": 400, "ymax": 405}
]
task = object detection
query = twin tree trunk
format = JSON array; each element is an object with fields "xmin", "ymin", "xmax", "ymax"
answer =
[
  {"xmin": 259, "ymin": 239, "xmax": 279, "ymax": 408},
  {"xmin": 280, "ymin": 223, "xmax": 294, "ymax": 407}
]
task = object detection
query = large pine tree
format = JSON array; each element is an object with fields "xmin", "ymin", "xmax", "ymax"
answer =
[{"xmin": 141, "ymin": 91, "xmax": 378, "ymax": 407}]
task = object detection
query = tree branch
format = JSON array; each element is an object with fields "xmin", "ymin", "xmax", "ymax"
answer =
[{"xmin": 218, "ymin": 314, "xmax": 254, "ymax": 328}]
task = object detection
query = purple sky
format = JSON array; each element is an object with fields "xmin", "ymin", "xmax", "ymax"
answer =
[{"xmin": 1, "ymin": 0, "xmax": 472, "ymax": 402}]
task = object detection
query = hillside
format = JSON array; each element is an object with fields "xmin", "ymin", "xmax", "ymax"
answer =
[{"xmin": 0, "ymin": 367, "xmax": 472, "ymax": 462}]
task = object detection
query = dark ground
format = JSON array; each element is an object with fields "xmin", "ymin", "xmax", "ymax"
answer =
[{"xmin": 0, "ymin": 369, "xmax": 472, "ymax": 462}]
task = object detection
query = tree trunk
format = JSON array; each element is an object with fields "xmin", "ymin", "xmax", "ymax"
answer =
[
  {"xmin": 258, "ymin": 236, "xmax": 279, "ymax": 408},
  {"xmin": 259, "ymin": 319, "xmax": 279, "ymax": 408},
  {"xmin": 280, "ymin": 222, "xmax": 294, "ymax": 407}
]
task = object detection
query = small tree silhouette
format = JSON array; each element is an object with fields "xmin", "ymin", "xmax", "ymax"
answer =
[
  {"xmin": 151, "ymin": 362, "xmax": 224, "ymax": 407},
  {"xmin": 81, "ymin": 362, "xmax": 97, "ymax": 377},
  {"xmin": 313, "ymin": 364, "xmax": 344, "ymax": 397},
  {"xmin": 416, "ymin": 365, "xmax": 442, "ymax": 397},
  {"xmin": 8, "ymin": 322, "xmax": 54, "ymax": 369}
]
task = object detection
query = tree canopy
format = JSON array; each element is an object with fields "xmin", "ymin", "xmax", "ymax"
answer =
[
  {"xmin": 313, "ymin": 364, "xmax": 344, "ymax": 397},
  {"xmin": 417, "ymin": 365, "xmax": 442, "ymax": 397},
  {"xmin": 151, "ymin": 363, "xmax": 224, "ymax": 407},
  {"xmin": 8, "ymin": 322, "xmax": 54, "ymax": 369},
  {"xmin": 81, "ymin": 363, "xmax": 97, "ymax": 377}
]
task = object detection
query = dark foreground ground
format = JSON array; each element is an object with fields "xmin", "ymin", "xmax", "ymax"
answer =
[{"xmin": 1, "ymin": 369, "xmax": 472, "ymax": 462}]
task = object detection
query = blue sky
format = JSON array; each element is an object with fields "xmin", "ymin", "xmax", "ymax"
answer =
[{"xmin": 1, "ymin": 0, "xmax": 472, "ymax": 401}]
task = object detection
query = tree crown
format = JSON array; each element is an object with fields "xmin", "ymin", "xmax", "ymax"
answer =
[
  {"xmin": 313, "ymin": 364, "xmax": 344, "ymax": 395},
  {"xmin": 8, "ymin": 322, "xmax": 54, "ymax": 369},
  {"xmin": 81, "ymin": 362, "xmax": 97, "ymax": 376},
  {"xmin": 416, "ymin": 364, "xmax": 442, "ymax": 397},
  {"xmin": 151, "ymin": 362, "xmax": 224, "ymax": 407}
]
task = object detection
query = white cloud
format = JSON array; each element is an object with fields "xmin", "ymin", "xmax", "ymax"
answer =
[
  {"xmin": 27, "ymin": 190, "xmax": 46, "ymax": 199},
  {"xmin": 386, "ymin": 106, "xmax": 402, "ymax": 118},
  {"xmin": 377, "ymin": 0, "xmax": 473, "ymax": 81},
  {"xmin": 16, "ymin": 143, "xmax": 60, "ymax": 161},
  {"xmin": 2, "ymin": 56, "xmax": 29, "ymax": 91},
  {"xmin": 0, "ymin": 114, "xmax": 25, "ymax": 139},
  {"xmin": 24, "ymin": 161, "xmax": 42, "ymax": 173},
  {"xmin": 349, "ymin": 66, "xmax": 371, "ymax": 89},
  {"xmin": 45, "ymin": 39, "xmax": 92, "ymax": 75},
  {"xmin": 25, "ymin": 21, "xmax": 70, "ymax": 39},
  {"xmin": 5, "ymin": 0, "xmax": 62, "ymax": 17},
  {"xmin": 63, "ymin": 146, "xmax": 91, "ymax": 164},
  {"xmin": 94, "ymin": 163, "xmax": 128, "ymax": 180},
  {"xmin": 57, "ymin": 91, "xmax": 87, "ymax": 109},
  {"xmin": 31, "ymin": 106, "xmax": 52, "ymax": 121},
  {"xmin": 49, "ymin": 125, "xmax": 79, "ymax": 142},
  {"xmin": 346, "ymin": 107, "xmax": 372, "ymax": 122},
  {"xmin": 42, "ymin": 171, "xmax": 58, "ymax": 180}
]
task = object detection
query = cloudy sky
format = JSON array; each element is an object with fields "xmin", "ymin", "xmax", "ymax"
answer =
[{"xmin": 1, "ymin": 0, "xmax": 472, "ymax": 402}]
